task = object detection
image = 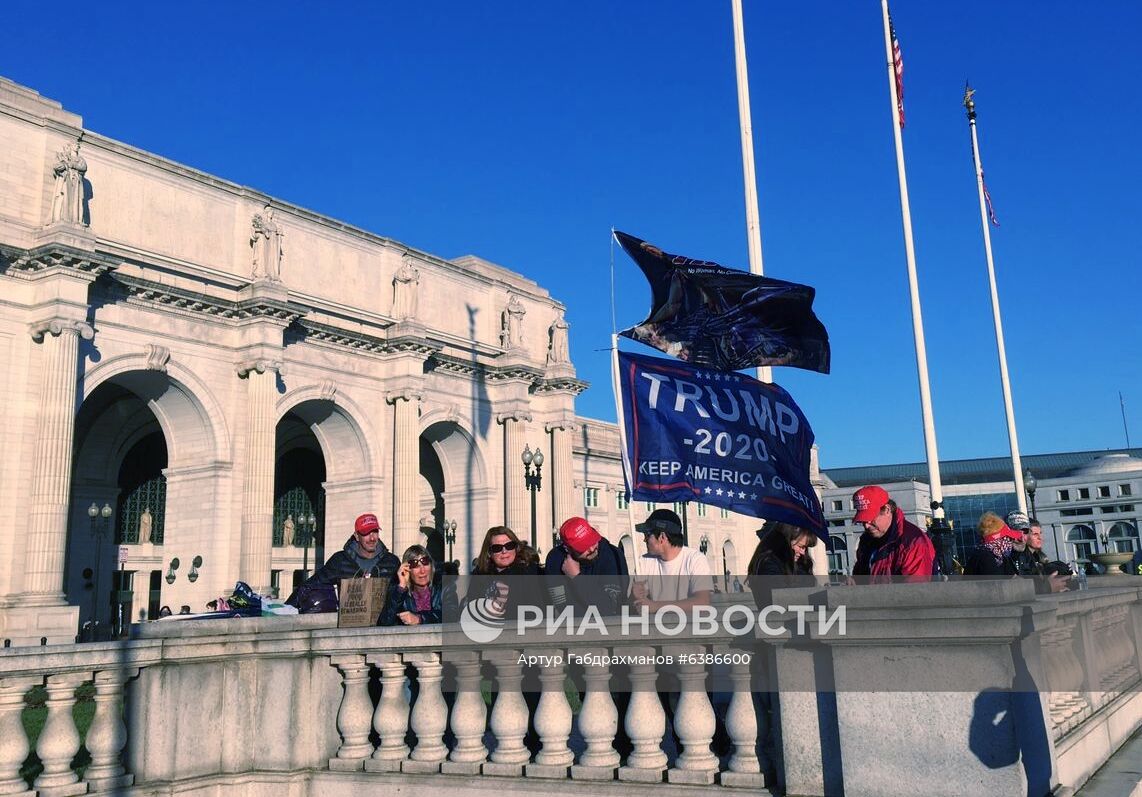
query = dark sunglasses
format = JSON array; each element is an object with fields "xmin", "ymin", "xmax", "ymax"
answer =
[
  {"xmin": 406, "ymin": 556, "xmax": 432, "ymax": 568},
  {"xmin": 489, "ymin": 540, "xmax": 518, "ymax": 554}
]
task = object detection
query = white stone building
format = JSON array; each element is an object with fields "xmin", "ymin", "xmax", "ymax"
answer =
[{"xmin": 0, "ymin": 77, "xmax": 780, "ymax": 646}]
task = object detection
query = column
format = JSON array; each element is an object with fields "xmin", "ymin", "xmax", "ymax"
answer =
[
  {"xmin": 404, "ymin": 652, "xmax": 447, "ymax": 771},
  {"xmin": 24, "ymin": 320, "xmax": 93, "ymax": 603},
  {"xmin": 547, "ymin": 421, "xmax": 576, "ymax": 530},
  {"xmin": 366, "ymin": 653, "xmax": 409, "ymax": 771},
  {"xmin": 83, "ymin": 668, "xmax": 137, "ymax": 792},
  {"xmin": 237, "ymin": 360, "xmax": 279, "ymax": 594},
  {"xmin": 0, "ymin": 675, "xmax": 41, "ymax": 795},
  {"xmin": 33, "ymin": 673, "xmax": 87, "ymax": 797},
  {"xmin": 387, "ymin": 390, "xmax": 421, "ymax": 554},
  {"xmin": 442, "ymin": 652, "xmax": 488, "ymax": 774},
  {"xmin": 498, "ymin": 413, "xmax": 530, "ymax": 534},
  {"xmin": 329, "ymin": 655, "xmax": 375, "ymax": 771},
  {"xmin": 529, "ymin": 648, "xmax": 573, "ymax": 777}
]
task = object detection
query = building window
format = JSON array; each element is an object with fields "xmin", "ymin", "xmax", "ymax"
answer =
[
  {"xmin": 673, "ymin": 502, "xmax": 686, "ymax": 517},
  {"xmin": 697, "ymin": 503, "xmax": 707, "ymax": 518},
  {"xmin": 646, "ymin": 502, "xmax": 655, "ymax": 512},
  {"xmin": 829, "ymin": 519, "xmax": 846, "ymax": 527},
  {"xmin": 1061, "ymin": 508, "xmax": 1094, "ymax": 517},
  {"xmin": 616, "ymin": 492, "xmax": 629, "ymax": 510},
  {"xmin": 831, "ymin": 500, "xmax": 843, "ymax": 512},
  {"xmin": 1057, "ymin": 489, "xmax": 1070, "ymax": 502},
  {"xmin": 720, "ymin": 508, "xmax": 730, "ymax": 519},
  {"xmin": 1098, "ymin": 485, "xmax": 1111, "ymax": 498},
  {"xmin": 585, "ymin": 488, "xmax": 600, "ymax": 509},
  {"xmin": 1121, "ymin": 484, "xmax": 1134, "ymax": 497},
  {"xmin": 1077, "ymin": 487, "xmax": 1090, "ymax": 500}
]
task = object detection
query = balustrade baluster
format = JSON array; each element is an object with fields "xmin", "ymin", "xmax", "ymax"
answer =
[
  {"xmin": 617, "ymin": 647, "xmax": 666, "ymax": 782},
  {"xmin": 527, "ymin": 648, "xmax": 573, "ymax": 777},
  {"xmin": 484, "ymin": 650, "xmax": 530, "ymax": 775},
  {"xmin": 329, "ymin": 655, "xmax": 374, "ymax": 771},
  {"xmin": 83, "ymin": 668, "xmax": 137, "ymax": 791},
  {"xmin": 0, "ymin": 676, "xmax": 40, "ymax": 797},
  {"xmin": 366, "ymin": 653, "xmax": 410, "ymax": 772},
  {"xmin": 404, "ymin": 652, "xmax": 447, "ymax": 772},
  {"xmin": 442, "ymin": 652, "xmax": 488, "ymax": 774},
  {"xmin": 571, "ymin": 646, "xmax": 619, "ymax": 780},
  {"xmin": 722, "ymin": 654, "xmax": 764, "ymax": 788},
  {"xmin": 33, "ymin": 673, "xmax": 87, "ymax": 797},
  {"xmin": 667, "ymin": 647, "xmax": 718, "ymax": 785}
]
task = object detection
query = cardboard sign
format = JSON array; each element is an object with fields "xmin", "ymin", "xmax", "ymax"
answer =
[{"xmin": 337, "ymin": 577, "xmax": 386, "ymax": 628}]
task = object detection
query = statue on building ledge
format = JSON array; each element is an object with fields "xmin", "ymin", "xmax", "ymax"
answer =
[
  {"xmin": 547, "ymin": 308, "xmax": 570, "ymax": 365},
  {"xmin": 49, "ymin": 139, "xmax": 88, "ymax": 226},
  {"xmin": 250, "ymin": 205, "xmax": 284, "ymax": 282},
  {"xmin": 392, "ymin": 258, "xmax": 420, "ymax": 320},
  {"xmin": 501, "ymin": 293, "xmax": 525, "ymax": 350}
]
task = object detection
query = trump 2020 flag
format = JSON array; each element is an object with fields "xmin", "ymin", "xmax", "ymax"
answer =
[
  {"xmin": 618, "ymin": 350, "xmax": 825, "ymax": 534},
  {"xmin": 616, "ymin": 231, "xmax": 830, "ymax": 374}
]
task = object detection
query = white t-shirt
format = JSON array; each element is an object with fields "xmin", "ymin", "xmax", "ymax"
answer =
[{"xmin": 639, "ymin": 546, "xmax": 715, "ymax": 603}]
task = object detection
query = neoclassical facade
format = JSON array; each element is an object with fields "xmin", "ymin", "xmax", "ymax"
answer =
[{"xmin": 0, "ymin": 78, "xmax": 786, "ymax": 645}]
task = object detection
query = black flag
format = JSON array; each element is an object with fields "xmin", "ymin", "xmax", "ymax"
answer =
[{"xmin": 616, "ymin": 231, "xmax": 830, "ymax": 374}]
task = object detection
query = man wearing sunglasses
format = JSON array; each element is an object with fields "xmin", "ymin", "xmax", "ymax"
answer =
[{"xmin": 289, "ymin": 512, "xmax": 400, "ymax": 601}]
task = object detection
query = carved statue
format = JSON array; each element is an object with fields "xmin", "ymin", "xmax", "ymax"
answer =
[
  {"xmin": 501, "ymin": 294, "xmax": 525, "ymax": 349},
  {"xmin": 140, "ymin": 507, "xmax": 153, "ymax": 543},
  {"xmin": 283, "ymin": 514, "xmax": 296, "ymax": 546},
  {"xmin": 50, "ymin": 140, "xmax": 87, "ymax": 225},
  {"xmin": 547, "ymin": 309, "xmax": 570, "ymax": 364},
  {"xmin": 250, "ymin": 205, "xmax": 284, "ymax": 282},
  {"xmin": 392, "ymin": 258, "xmax": 420, "ymax": 320}
]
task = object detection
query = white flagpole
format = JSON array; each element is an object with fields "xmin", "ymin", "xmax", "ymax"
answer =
[
  {"xmin": 965, "ymin": 87, "xmax": 1027, "ymax": 513},
  {"xmin": 610, "ymin": 330, "xmax": 642, "ymax": 575},
  {"xmin": 879, "ymin": 1, "xmax": 945, "ymax": 516},
  {"xmin": 730, "ymin": 0, "xmax": 772, "ymax": 384}
]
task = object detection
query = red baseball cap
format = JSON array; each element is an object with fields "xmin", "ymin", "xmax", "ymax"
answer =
[
  {"xmin": 354, "ymin": 513, "xmax": 381, "ymax": 535},
  {"xmin": 559, "ymin": 516, "xmax": 602, "ymax": 555},
  {"xmin": 852, "ymin": 485, "xmax": 890, "ymax": 524}
]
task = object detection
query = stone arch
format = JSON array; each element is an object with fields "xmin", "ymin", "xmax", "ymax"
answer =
[
  {"xmin": 275, "ymin": 387, "xmax": 374, "ymax": 482},
  {"xmin": 82, "ymin": 354, "xmax": 230, "ymax": 467},
  {"xmin": 1107, "ymin": 521, "xmax": 1139, "ymax": 553},
  {"xmin": 1067, "ymin": 524, "xmax": 1096, "ymax": 563},
  {"xmin": 721, "ymin": 539, "xmax": 739, "ymax": 591},
  {"xmin": 421, "ymin": 416, "xmax": 490, "ymax": 568}
]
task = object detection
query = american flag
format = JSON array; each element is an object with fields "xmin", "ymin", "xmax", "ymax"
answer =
[
  {"xmin": 982, "ymin": 172, "xmax": 1000, "ymax": 226},
  {"xmin": 889, "ymin": 14, "xmax": 905, "ymax": 127}
]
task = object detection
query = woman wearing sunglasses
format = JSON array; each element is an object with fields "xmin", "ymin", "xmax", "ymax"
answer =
[
  {"xmin": 379, "ymin": 544, "xmax": 456, "ymax": 626},
  {"xmin": 467, "ymin": 526, "xmax": 546, "ymax": 619}
]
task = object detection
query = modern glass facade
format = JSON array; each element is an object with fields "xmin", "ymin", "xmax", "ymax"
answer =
[{"xmin": 943, "ymin": 492, "xmax": 1020, "ymax": 563}]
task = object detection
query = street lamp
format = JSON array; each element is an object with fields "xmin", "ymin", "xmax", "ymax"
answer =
[
  {"xmin": 522, "ymin": 444, "xmax": 544, "ymax": 551},
  {"xmin": 445, "ymin": 519, "xmax": 457, "ymax": 566},
  {"xmin": 1024, "ymin": 469, "xmax": 1038, "ymax": 519},
  {"xmin": 299, "ymin": 513, "xmax": 316, "ymax": 579},
  {"xmin": 87, "ymin": 502, "xmax": 112, "ymax": 641}
]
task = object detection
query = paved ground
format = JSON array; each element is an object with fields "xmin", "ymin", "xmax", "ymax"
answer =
[{"xmin": 1074, "ymin": 727, "xmax": 1142, "ymax": 797}]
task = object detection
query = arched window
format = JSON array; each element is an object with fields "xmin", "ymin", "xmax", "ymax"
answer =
[
  {"xmin": 827, "ymin": 534, "xmax": 849, "ymax": 575},
  {"xmin": 116, "ymin": 432, "xmax": 168, "ymax": 545},
  {"xmin": 1107, "ymin": 522, "xmax": 1139, "ymax": 554},
  {"xmin": 1067, "ymin": 524, "xmax": 1096, "ymax": 564}
]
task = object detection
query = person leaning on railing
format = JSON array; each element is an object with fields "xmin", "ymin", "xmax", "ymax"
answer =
[{"xmin": 379, "ymin": 544, "xmax": 458, "ymax": 626}]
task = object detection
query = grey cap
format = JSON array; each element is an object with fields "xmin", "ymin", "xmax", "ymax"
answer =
[{"xmin": 1005, "ymin": 511, "xmax": 1031, "ymax": 531}]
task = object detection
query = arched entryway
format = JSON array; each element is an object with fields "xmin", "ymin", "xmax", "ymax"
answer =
[
  {"xmin": 69, "ymin": 365, "xmax": 224, "ymax": 634},
  {"xmin": 421, "ymin": 417, "xmax": 489, "ymax": 571}
]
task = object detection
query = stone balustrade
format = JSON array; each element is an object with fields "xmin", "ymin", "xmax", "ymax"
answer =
[{"xmin": 0, "ymin": 582, "xmax": 1138, "ymax": 797}]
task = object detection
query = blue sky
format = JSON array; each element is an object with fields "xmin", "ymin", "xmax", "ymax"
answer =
[{"xmin": 5, "ymin": 1, "xmax": 1139, "ymax": 468}]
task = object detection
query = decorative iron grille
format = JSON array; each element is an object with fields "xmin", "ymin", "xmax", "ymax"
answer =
[
  {"xmin": 118, "ymin": 475, "xmax": 166, "ymax": 544},
  {"xmin": 273, "ymin": 486, "xmax": 322, "ymax": 548}
]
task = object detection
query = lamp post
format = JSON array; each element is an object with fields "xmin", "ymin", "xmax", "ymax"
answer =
[
  {"xmin": 299, "ymin": 512, "xmax": 316, "ymax": 579},
  {"xmin": 87, "ymin": 502, "xmax": 112, "ymax": 641},
  {"xmin": 522, "ymin": 444, "xmax": 544, "ymax": 551},
  {"xmin": 1024, "ymin": 469, "xmax": 1038, "ymax": 519},
  {"xmin": 928, "ymin": 500, "xmax": 955, "ymax": 578},
  {"xmin": 445, "ymin": 519, "xmax": 457, "ymax": 566}
]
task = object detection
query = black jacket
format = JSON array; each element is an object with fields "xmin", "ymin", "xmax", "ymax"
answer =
[
  {"xmin": 964, "ymin": 545, "xmax": 1020, "ymax": 577},
  {"xmin": 543, "ymin": 540, "xmax": 629, "ymax": 615},
  {"xmin": 304, "ymin": 536, "xmax": 400, "ymax": 586},
  {"xmin": 465, "ymin": 559, "xmax": 547, "ymax": 622}
]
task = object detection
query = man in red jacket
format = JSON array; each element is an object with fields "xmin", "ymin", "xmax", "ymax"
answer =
[{"xmin": 850, "ymin": 485, "xmax": 935, "ymax": 582}]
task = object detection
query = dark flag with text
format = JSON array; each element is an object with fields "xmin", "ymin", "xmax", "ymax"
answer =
[
  {"xmin": 616, "ymin": 231, "xmax": 830, "ymax": 374},
  {"xmin": 618, "ymin": 350, "xmax": 825, "ymax": 535}
]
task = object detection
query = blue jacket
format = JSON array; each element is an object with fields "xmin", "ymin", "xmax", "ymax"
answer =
[
  {"xmin": 543, "ymin": 540, "xmax": 629, "ymax": 615},
  {"xmin": 378, "ymin": 579, "xmax": 458, "ymax": 626}
]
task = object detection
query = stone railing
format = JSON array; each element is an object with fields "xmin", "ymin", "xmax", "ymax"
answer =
[{"xmin": 0, "ymin": 581, "xmax": 1139, "ymax": 797}]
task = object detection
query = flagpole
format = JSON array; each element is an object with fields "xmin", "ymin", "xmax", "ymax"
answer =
[
  {"xmin": 879, "ymin": 1, "xmax": 945, "ymax": 518},
  {"xmin": 610, "ymin": 330, "xmax": 642, "ymax": 575},
  {"xmin": 730, "ymin": 0, "xmax": 772, "ymax": 384},
  {"xmin": 964, "ymin": 86, "xmax": 1027, "ymax": 513}
]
